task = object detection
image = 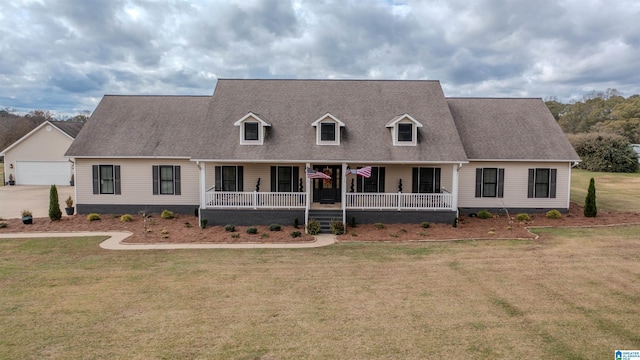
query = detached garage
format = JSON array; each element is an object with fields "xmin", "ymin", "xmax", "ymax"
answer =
[{"xmin": 1, "ymin": 121, "xmax": 84, "ymax": 185}]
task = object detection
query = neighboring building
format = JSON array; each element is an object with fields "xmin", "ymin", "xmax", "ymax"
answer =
[
  {"xmin": 1, "ymin": 120, "xmax": 84, "ymax": 185},
  {"xmin": 632, "ymin": 144, "xmax": 640, "ymax": 163},
  {"xmin": 65, "ymin": 80, "xmax": 580, "ymax": 227}
]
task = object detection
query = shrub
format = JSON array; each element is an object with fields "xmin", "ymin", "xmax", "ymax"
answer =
[
  {"xmin": 21, "ymin": 209, "xmax": 32, "ymax": 217},
  {"xmin": 49, "ymin": 185, "xmax": 62, "ymax": 221},
  {"xmin": 120, "ymin": 214, "xmax": 134, "ymax": 222},
  {"xmin": 374, "ymin": 223, "xmax": 385, "ymax": 229},
  {"xmin": 584, "ymin": 177, "xmax": 598, "ymax": 217},
  {"xmin": 290, "ymin": 231, "xmax": 302, "ymax": 238},
  {"xmin": 224, "ymin": 224, "xmax": 235, "ymax": 232},
  {"xmin": 306, "ymin": 219, "xmax": 321, "ymax": 235},
  {"xmin": 161, "ymin": 210, "xmax": 174, "ymax": 219},
  {"xmin": 546, "ymin": 210, "xmax": 562, "ymax": 219},
  {"xmin": 269, "ymin": 223, "xmax": 282, "ymax": 231},
  {"xmin": 349, "ymin": 216, "xmax": 357, "ymax": 228},
  {"xmin": 420, "ymin": 222, "xmax": 430, "ymax": 229},
  {"xmin": 477, "ymin": 210, "xmax": 493, "ymax": 219},
  {"xmin": 516, "ymin": 213, "xmax": 530, "ymax": 222},
  {"xmin": 246, "ymin": 227, "xmax": 258, "ymax": 234},
  {"xmin": 184, "ymin": 222, "xmax": 192, "ymax": 228},
  {"xmin": 200, "ymin": 219, "xmax": 208, "ymax": 229},
  {"xmin": 260, "ymin": 233, "xmax": 270, "ymax": 239},
  {"xmin": 293, "ymin": 218, "xmax": 299, "ymax": 229},
  {"xmin": 0, "ymin": 222, "xmax": 7, "ymax": 228},
  {"xmin": 231, "ymin": 233, "xmax": 240, "ymax": 239},
  {"xmin": 330, "ymin": 219, "xmax": 345, "ymax": 235},
  {"xmin": 87, "ymin": 213, "xmax": 101, "ymax": 221},
  {"xmin": 65, "ymin": 196, "xmax": 73, "ymax": 208},
  {"xmin": 568, "ymin": 132, "xmax": 638, "ymax": 173}
]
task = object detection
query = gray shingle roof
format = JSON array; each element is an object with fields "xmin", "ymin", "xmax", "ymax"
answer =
[
  {"xmin": 447, "ymin": 98, "xmax": 580, "ymax": 161},
  {"xmin": 50, "ymin": 120, "xmax": 85, "ymax": 138},
  {"xmin": 192, "ymin": 79, "xmax": 469, "ymax": 162},
  {"xmin": 65, "ymin": 95, "xmax": 212, "ymax": 157}
]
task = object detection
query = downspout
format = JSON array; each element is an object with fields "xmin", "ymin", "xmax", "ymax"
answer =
[{"xmin": 69, "ymin": 158, "xmax": 77, "ymax": 213}]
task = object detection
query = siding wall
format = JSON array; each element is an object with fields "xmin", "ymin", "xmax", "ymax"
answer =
[
  {"xmin": 458, "ymin": 161, "xmax": 572, "ymax": 210},
  {"xmin": 76, "ymin": 158, "xmax": 199, "ymax": 205}
]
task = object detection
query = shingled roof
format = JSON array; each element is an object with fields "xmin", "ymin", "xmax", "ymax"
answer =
[
  {"xmin": 50, "ymin": 120, "xmax": 85, "ymax": 138},
  {"xmin": 66, "ymin": 95, "xmax": 212, "ymax": 157},
  {"xmin": 447, "ymin": 98, "xmax": 580, "ymax": 161},
  {"xmin": 191, "ymin": 79, "xmax": 469, "ymax": 163}
]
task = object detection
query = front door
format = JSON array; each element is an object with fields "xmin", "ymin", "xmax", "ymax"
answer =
[{"xmin": 312, "ymin": 165, "xmax": 341, "ymax": 203}]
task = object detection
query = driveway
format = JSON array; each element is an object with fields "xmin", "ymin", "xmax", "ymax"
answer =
[{"xmin": 0, "ymin": 185, "xmax": 75, "ymax": 219}]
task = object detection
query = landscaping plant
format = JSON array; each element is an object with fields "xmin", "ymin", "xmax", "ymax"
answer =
[
  {"xmin": 584, "ymin": 177, "xmax": 597, "ymax": 217},
  {"xmin": 48, "ymin": 185, "xmax": 62, "ymax": 221}
]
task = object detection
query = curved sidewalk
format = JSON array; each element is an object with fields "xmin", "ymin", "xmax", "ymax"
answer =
[{"xmin": 0, "ymin": 231, "xmax": 336, "ymax": 250}]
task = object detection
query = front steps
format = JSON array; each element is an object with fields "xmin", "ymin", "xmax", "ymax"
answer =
[{"xmin": 308, "ymin": 209, "xmax": 343, "ymax": 233}]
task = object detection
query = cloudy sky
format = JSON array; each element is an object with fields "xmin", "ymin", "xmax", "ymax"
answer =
[{"xmin": 1, "ymin": 0, "xmax": 639, "ymax": 116}]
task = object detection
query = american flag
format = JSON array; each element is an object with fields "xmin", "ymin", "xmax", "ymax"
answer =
[
  {"xmin": 347, "ymin": 166, "xmax": 372, "ymax": 178},
  {"xmin": 306, "ymin": 167, "xmax": 332, "ymax": 180}
]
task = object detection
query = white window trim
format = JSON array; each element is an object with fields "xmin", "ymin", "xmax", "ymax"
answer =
[
  {"xmin": 233, "ymin": 112, "xmax": 271, "ymax": 145},
  {"xmin": 311, "ymin": 113, "xmax": 345, "ymax": 146},
  {"xmin": 385, "ymin": 114, "xmax": 423, "ymax": 146}
]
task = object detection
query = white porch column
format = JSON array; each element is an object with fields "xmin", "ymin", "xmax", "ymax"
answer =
[
  {"xmin": 305, "ymin": 162, "xmax": 310, "ymax": 228},
  {"xmin": 199, "ymin": 162, "xmax": 206, "ymax": 209},
  {"xmin": 452, "ymin": 163, "xmax": 460, "ymax": 212},
  {"xmin": 342, "ymin": 162, "xmax": 347, "ymax": 224}
]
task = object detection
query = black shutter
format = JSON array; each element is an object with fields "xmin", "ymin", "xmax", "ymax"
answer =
[
  {"xmin": 152, "ymin": 166, "xmax": 159, "ymax": 195},
  {"xmin": 412, "ymin": 167, "xmax": 418, "ymax": 193},
  {"xmin": 237, "ymin": 166, "xmax": 243, "ymax": 192},
  {"xmin": 549, "ymin": 169, "xmax": 557, "ymax": 198},
  {"xmin": 292, "ymin": 166, "xmax": 299, "ymax": 192},
  {"xmin": 475, "ymin": 168, "xmax": 483, "ymax": 198},
  {"xmin": 92, "ymin": 165, "xmax": 99, "ymax": 194},
  {"xmin": 114, "ymin": 165, "xmax": 121, "ymax": 195},
  {"xmin": 378, "ymin": 167, "xmax": 385, "ymax": 192},
  {"xmin": 356, "ymin": 167, "xmax": 363, "ymax": 193},
  {"xmin": 271, "ymin": 166, "xmax": 277, "ymax": 192},
  {"xmin": 527, "ymin": 169, "xmax": 535, "ymax": 198},
  {"xmin": 497, "ymin": 168, "xmax": 505, "ymax": 198},
  {"xmin": 174, "ymin": 166, "xmax": 181, "ymax": 195},
  {"xmin": 215, "ymin": 166, "xmax": 221, "ymax": 191},
  {"xmin": 434, "ymin": 168, "xmax": 441, "ymax": 193}
]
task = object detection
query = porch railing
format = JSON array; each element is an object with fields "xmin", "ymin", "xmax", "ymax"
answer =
[
  {"xmin": 345, "ymin": 192, "xmax": 453, "ymax": 210},
  {"xmin": 205, "ymin": 191, "xmax": 306, "ymax": 209}
]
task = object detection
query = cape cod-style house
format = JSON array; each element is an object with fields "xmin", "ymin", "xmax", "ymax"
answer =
[{"xmin": 65, "ymin": 79, "xmax": 580, "ymax": 228}]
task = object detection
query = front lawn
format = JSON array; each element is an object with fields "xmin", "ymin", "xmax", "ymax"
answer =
[
  {"xmin": 571, "ymin": 168, "xmax": 640, "ymax": 212},
  {"xmin": 1, "ymin": 230, "xmax": 639, "ymax": 359}
]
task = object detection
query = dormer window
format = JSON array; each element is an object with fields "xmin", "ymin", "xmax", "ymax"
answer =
[
  {"xmin": 312, "ymin": 113, "xmax": 345, "ymax": 145},
  {"xmin": 386, "ymin": 114, "xmax": 422, "ymax": 146},
  {"xmin": 234, "ymin": 112, "xmax": 271, "ymax": 145}
]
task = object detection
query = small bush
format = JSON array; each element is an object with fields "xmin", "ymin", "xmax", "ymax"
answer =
[
  {"xmin": 477, "ymin": 210, "xmax": 493, "ymax": 219},
  {"xmin": 87, "ymin": 213, "xmax": 101, "ymax": 221},
  {"xmin": 224, "ymin": 224, "xmax": 235, "ymax": 232},
  {"xmin": 546, "ymin": 209, "xmax": 562, "ymax": 219},
  {"xmin": 161, "ymin": 229, "xmax": 169, "ymax": 235},
  {"xmin": 269, "ymin": 223, "xmax": 282, "ymax": 231},
  {"xmin": 0, "ymin": 222, "xmax": 7, "ymax": 228},
  {"xmin": 306, "ymin": 219, "xmax": 321, "ymax": 235},
  {"xmin": 200, "ymin": 219, "xmax": 208, "ymax": 229},
  {"xmin": 330, "ymin": 219, "xmax": 345, "ymax": 235},
  {"xmin": 420, "ymin": 222, "xmax": 430, "ymax": 229},
  {"xmin": 350, "ymin": 216, "xmax": 357, "ymax": 228},
  {"xmin": 260, "ymin": 233, "xmax": 270, "ymax": 239},
  {"xmin": 120, "ymin": 214, "xmax": 134, "ymax": 222},
  {"xmin": 231, "ymin": 233, "xmax": 240, "ymax": 239},
  {"xmin": 293, "ymin": 218, "xmax": 299, "ymax": 229},
  {"xmin": 374, "ymin": 223, "xmax": 385, "ymax": 229},
  {"xmin": 48, "ymin": 185, "xmax": 62, "ymax": 221},
  {"xmin": 516, "ymin": 213, "xmax": 531, "ymax": 222},
  {"xmin": 246, "ymin": 227, "xmax": 258, "ymax": 234},
  {"xmin": 21, "ymin": 209, "xmax": 32, "ymax": 217},
  {"xmin": 584, "ymin": 177, "xmax": 597, "ymax": 217},
  {"xmin": 184, "ymin": 222, "xmax": 192, "ymax": 228},
  {"xmin": 161, "ymin": 210, "xmax": 174, "ymax": 219},
  {"xmin": 290, "ymin": 231, "xmax": 302, "ymax": 238}
]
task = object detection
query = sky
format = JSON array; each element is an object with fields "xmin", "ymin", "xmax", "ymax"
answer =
[{"xmin": 0, "ymin": 0, "xmax": 639, "ymax": 117}]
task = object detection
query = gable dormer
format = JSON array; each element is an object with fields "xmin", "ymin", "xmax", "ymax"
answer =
[
  {"xmin": 385, "ymin": 114, "xmax": 422, "ymax": 146},
  {"xmin": 233, "ymin": 112, "xmax": 271, "ymax": 145},
  {"xmin": 311, "ymin": 113, "xmax": 345, "ymax": 145}
]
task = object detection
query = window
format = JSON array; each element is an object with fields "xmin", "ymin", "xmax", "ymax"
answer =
[
  {"xmin": 215, "ymin": 166, "xmax": 244, "ymax": 191},
  {"xmin": 357, "ymin": 167, "xmax": 385, "ymax": 193},
  {"xmin": 397, "ymin": 123, "xmax": 412, "ymax": 142},
  {"xmin": 320, "ymin": 123, "xmax": 335, "ymax": 142},
  {"xmin": 92, "ymin": 165, "xmax": 121, "ymax": 195},
  {"xmin": 412, "ymin": 167, "xmax": 441, "ymax": 193},
  {"xmin": 475, "ymin": 168, "xmax": 505, "ymax": 198},
  {"xmin": 244, "ymin": 122, "xmax": 259, "ymax": 141},
  {"xmin": 153, "ymin": 165, "xmax": 181, "ymax": 195},
  {"xmin": 528, "ymin": 168, "xmax": 557, "ymax": 198},
  {"xmin": 271, "ymin": 166, "xmax": 300, "ymax": 192}
]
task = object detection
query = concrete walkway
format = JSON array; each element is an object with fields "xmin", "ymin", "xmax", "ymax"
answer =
[{"xmin": 0, "ymin": 231, "xmax": 337, "ymax": 250}]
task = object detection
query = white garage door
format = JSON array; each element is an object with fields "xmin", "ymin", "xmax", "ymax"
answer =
[{"xmin": 15, "ymin": 161, "xmax": 70, "ymax": 185}]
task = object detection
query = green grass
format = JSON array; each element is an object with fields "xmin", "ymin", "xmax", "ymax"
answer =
[
  {"xmin": 2, "ymin": 231, "xmax": 640, "ymax": 359},
  {"xmin": 571, "ymin": 168, "xmax": 640, "ymax": 212}
]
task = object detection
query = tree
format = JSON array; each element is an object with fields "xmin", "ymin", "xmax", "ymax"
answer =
[
  {"xmin": 584, "ymin": 178, "xmax": 597, "ymax": 217},
  {"xmin": 568, "ymin": 132, "xmax": 638, "ymax": 173},
  {"xmin": 49, "ymin": 185, "xmax": 62, "ymax": 221}
]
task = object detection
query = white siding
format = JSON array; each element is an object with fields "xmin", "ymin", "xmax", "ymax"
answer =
[
  {"xmin": 206, "ymin": 163, "xmax": 305, "ymax": 192},
  {"xmin": 76, "ymin": 159, "xmax": 199, "ymax": 205},
  {"xmin": 346, "ymin": 164, "xmax": 455, "ymax": 193},
  {"xmin": 458, "ymin": 161, "xmax": 572, "ymax": 209}
]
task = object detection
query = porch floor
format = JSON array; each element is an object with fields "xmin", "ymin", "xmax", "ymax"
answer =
[{"xmin": 310, "ymin": 202, "xmax": 342, "ymax": 210}]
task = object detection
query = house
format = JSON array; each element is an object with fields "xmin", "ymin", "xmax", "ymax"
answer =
[
  {"xmin": 1, "ymin": 120, "xmax": 84, "ymax": 185},
  {"xmin": 65, "ymin": 80, "xmax": 580, "ymax": 228}
]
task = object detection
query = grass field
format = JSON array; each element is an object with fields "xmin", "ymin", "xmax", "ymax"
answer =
[
  {"xmin": 571, "ymin": 168, "xmax": 640, "ymax": 212},
  {"xmin": 2, "ymin": 230, "xmax": 640, "ymax": 359}
]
